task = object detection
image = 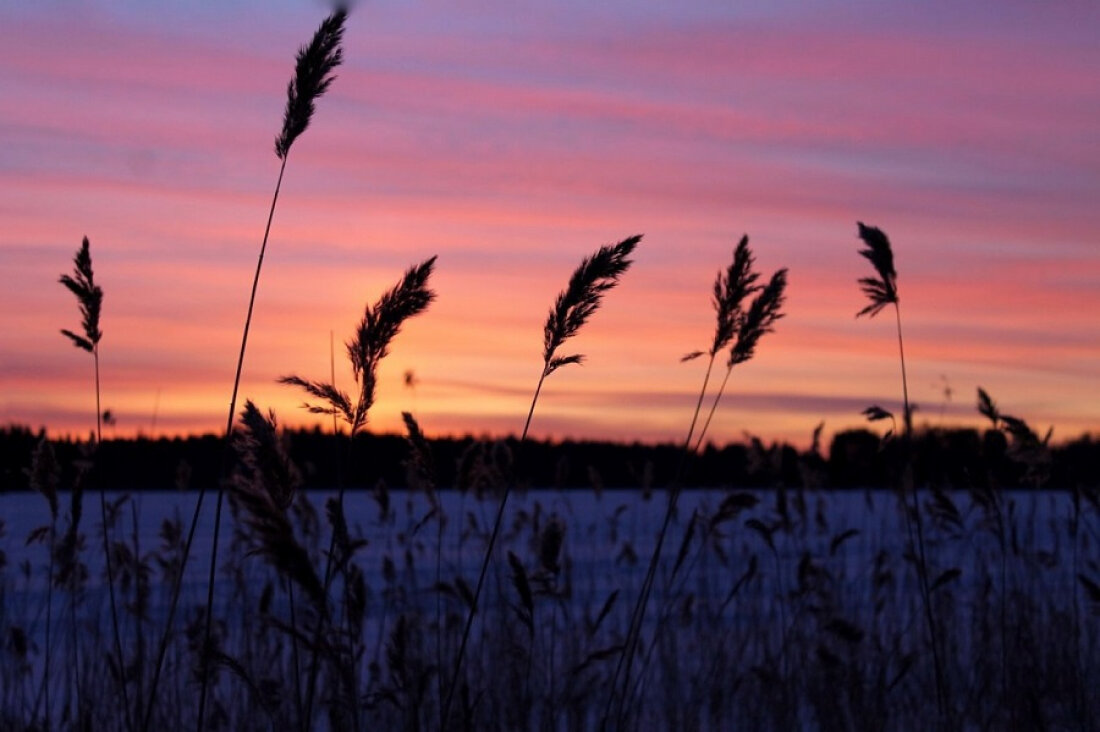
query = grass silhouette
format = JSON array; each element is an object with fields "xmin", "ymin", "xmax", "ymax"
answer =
[
  {"xmin": 141, "ymin": 9, "xmax": 349, "ymax": 731},
  {"xmin": 8, "ymin": 7, "xmax": 1100, "ymax": 731},
  {"xmin": 441, "ymin": 235, "xmax": 640, "ymax": 729}
]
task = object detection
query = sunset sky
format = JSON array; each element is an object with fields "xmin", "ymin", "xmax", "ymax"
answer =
[{"xmin": 2, "ymin": 1, "xmax": 1098, "ymax": 448}]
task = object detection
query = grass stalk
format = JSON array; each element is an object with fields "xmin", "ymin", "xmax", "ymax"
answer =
[
  {"xmin": 59, "ymin": 237, "xmax": 131, "ymax": 728},
  {"xmin": 441, "ymin": 235, "xmax": 639, "ymax": 730},
  {"xmin": 607, "ymin": 239, "xmax": 785, "ymax": 729},
  {"xmin": 856, "ymin": 221, "xmax": 947, "ymax": 724},
  {"xmin": 282, "ymin": 257, "xmax": 436, "ymax": 726},
  {"xmin": 139, "ymin": 11, "xmax": 346, "ymax": 729}
]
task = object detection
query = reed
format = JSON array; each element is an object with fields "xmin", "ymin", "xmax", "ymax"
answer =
[
  {"xmin": 855, "ymin": 221, "xmax": 948, "ymax": 724},
  {"xmin": 140, "ymin": 9, "xmax": 348, "ymax": 730},
  {"xmin": 607, "ymin": 237, "xmax": 786, "ymax": 728},
  {"xmin": 281, "ymin": 256, "xmax": 436, "ymax": 728},
  {"xmin": 59, "ymin": 237, "xmax": 131, "ymax": 730},
  {"xmin": 441, "ymin": 234, "xmax": 640, "ymax": 729}
]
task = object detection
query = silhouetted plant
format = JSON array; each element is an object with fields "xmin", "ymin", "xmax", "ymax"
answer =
[
  {"xmin": 856, "ymin": 222, "xmax": 909, "ymax": 433},
  {"xmin": 281, "ymin": 256, "xmax": 437, "ymax": 437},
  {"xmin": 855, "ymin": 222, "xmax": 947, "ymax": 724},
  {"xmin": 442, "ymin": 234, "xmax": 640, "ymax": 729},
  {"xmin": 609, "ymin": 237, "xmax": 786, "ymax": 728},
  {"xmin": 143, "ymin": 9, "xmax": 348, "ymax": 731},
  {"xmin": 59, "ymin": 237, "xmax": 131, "ymax": 728},
  {"xmin": 281, "ymin": 256, "xmax": 436, "ymax": 728},
  {"xmin": 231, "ymin": 402, "xmax": 322, "ymax": 609}
]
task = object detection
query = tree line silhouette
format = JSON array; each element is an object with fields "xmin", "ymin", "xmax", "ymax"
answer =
[{"xmin": 2, "ymin": 423, "xmax": 1096, "ymax": 494}]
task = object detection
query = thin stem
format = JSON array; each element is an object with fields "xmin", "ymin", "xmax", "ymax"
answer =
[
  {"xmin": 143, "ymin": 156, "xmax": 288, "ymax": 732},
  {"xmin": 69, "ymin": 583, "xmax": 82, "ymax": 726},
  {"xmin": 894, "ymin": 304, "xmax": 912, "ymax": 437},
  {"xmin": 606, "ymin": 354, "xmax": 717, "ymax": 729},
  {"xmin": 94, "ymin": 347, "xmax": 133, "ymax": 731},
  {"xmin": 303, "ymin": 431, "xmax": 355, "ymax": 726},
  {"xmin": 693, "ymin": 363, "xmax": 733, "ymax": 455},
  {"xmin": 287, "ymin": 580, "xmax": 304, "ymax": 732},
  {"xmin": 130, "ymin": 500, "xmax": 147, "ymax": 730},
  {"xmin": 43, "ymin": 527, "xmax": 55, "ymax": 732},
  {"xmin": 300, "ymin": 333, "xmax": 344, "ymax": 726},
  {"xmin": 441, "ymin": 367, "xmax": 547, "ymax": 730},
  {"xmin": 894, "ymin": 301, "xmax": 947, "ymax": 724},
  {"xmin": 436, "ymin": 511, "xmax": 445, "ymax": 732},
  {"xmin": 197, "ymin": 153, "xmax": 289, "ymax": 732}
]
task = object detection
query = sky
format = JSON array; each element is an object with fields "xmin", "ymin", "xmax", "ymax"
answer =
[{"xmin": 2, "ymin": 0, "xmax": 1098, "ymax": 449}]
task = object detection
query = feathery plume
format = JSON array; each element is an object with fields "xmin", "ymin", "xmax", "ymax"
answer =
[
  {"xmin": 275, "ymin": 8, "xmax": 347, "ymax": 159},
  {"xmin": 281, "ymin": 256, "xmax": 436, "ymax": 434},
  {"xmin": 234, "ymin": 401, "xmax": 300, "ymax": 511},
  {"xmin": 59, "ymin": 236, "xmax": 103, "ymax": 352},
  {"xmin": 230, "ymin": 402, "xmax": 324, "ymax": 611},
  {"xmin": 856, "ymin": 222, "xmax": 898, "ymax": 318},
  {"xmin": 728, "ymin": 268, "xmax": 787, "ymax": 366},
  {"xmin": 977, "ymin": 387, "xmax": 1000, "ymax": 426},
  {"xmin": 28, "ymin": 436, "xmax": 61, "ymax": 522},
  {"xmin": 542, "ymin": 235, "xmax": 640, "ymax": 376},
  {"xmin": 710, "ymin": 235, "xmax": 760, "ymax": 357}
]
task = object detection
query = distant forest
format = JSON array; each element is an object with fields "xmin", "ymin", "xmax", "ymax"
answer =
[{"xmin": 1, "ymin": 423, "xmax": 1097, "ymax": 494}]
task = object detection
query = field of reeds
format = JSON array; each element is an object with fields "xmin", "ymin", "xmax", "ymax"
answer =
[{"xmin": 2, "ymin": 7, "xmax": 1099, "ymax": 731}]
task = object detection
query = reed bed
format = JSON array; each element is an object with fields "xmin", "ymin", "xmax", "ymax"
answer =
[{"xmin": 3, "ymin": 468, "xmax": 1099, "ymax": 730}]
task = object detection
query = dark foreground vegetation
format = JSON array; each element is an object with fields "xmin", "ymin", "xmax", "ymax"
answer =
[{"xmin": 3, "ymin": 418, "xmax": 1100, "ymax": 731}]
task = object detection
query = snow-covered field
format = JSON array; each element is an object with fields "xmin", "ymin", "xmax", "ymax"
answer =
[{"xmin": 1, "ymin": 486, "xmax": 1096, "ymax": 730}]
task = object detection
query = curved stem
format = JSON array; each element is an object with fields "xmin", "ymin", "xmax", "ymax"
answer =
[
  {"xmin": 42, "ymin": 527, "xmax": 56, "ymax": 732},
  {"xmin": 894, "ymin": 302, "xmax": 947, "ymax": 724},
  {"xmin": 606, "ymin": 354, "xmax": 719, "ymax": 729},
  {"xmin": 94, "ymin": 347, "xmax": 133, "ymax": 731},
  {"xmin": 303, "ymin": 430, "xmax": 354, "ymax": 726},
  {"xmin": 693, "ymin": 363, "xmax": 733, "ymax": 455},
  {"xmin": 894, "ymin": 303, "xmax": 912, "ymax": 437},
  {"xmin": 441, "ymin": 366, "xmax": 546, "ymax": 729},
  {"xmin": 143, "ymin": 156, "xmax": 288, "ymax": 732}
]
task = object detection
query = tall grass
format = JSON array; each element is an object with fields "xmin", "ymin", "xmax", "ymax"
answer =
[
  {"xmin": 608, "ymin": 236, "xmax": 787, "ymax": 728},
  {"xmin": 26, "ymin": 438, "xmax": 60, "ymax": 731},
  {"xmin": 855, "ymin": 221, "xmax": 949, "ymax": 724},
  {"xmin": 281, "ymin": 255, "xmax": 436, "ymax": 728},
  {"xmin": 7, "ymin": 436, "xmax": 1098, "ymax": 728},
  {"xmin": 142, "ymin": 10, "xmax": 348, "ymax": 730},
  {"xmin": 441, "ymin": 235, "xmax": 640, "ymax": 729},
  {"xmin": 59, "ymin": 237, "xmax": 131, "ymax": 730}
]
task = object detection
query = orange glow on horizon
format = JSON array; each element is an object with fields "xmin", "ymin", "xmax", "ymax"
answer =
[{"xmin": 2, "ymin": 3, "xmax": 1098, "ymax": 452}]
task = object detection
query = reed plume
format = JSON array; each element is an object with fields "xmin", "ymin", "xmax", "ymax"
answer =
[
  {"xmin": 855, "ymin": 221, "xmax": 946, "ymax": 722},
  {"xmin": 59, "ymin": 237, "xmax": 102, "ymax": 356},
  {"xmin": 541, "ymin": 236, "xmax": 640, "ymax": 378},
  {"xmin": 280, "ymin": 256, "xmax": 437, "ymax": 436},
  {"xmin": 281, "ymin": 257, "xmax": 436, "ymax": 728},
  {"xmin": 59, "ymin": 237, "xmax": 131, "ymax": 729},
  {"xmin": 230, "ymin": 402, "xmax": 323, "ymax": 611},
  {"xmin": 275, "ymin": 8, "xmax": 347, "ymax": 160},
  {"xmin": 144, "ymin": 10, "xmax": 348, "ymax": 731},
  {"xmin": 608, "ymin": 238, "xmax": 786, "ymax": 728},
  {"xmin": 977, "ymin": 387, "xmax": 1051, "ymax": 485},
  {"xmin": 442, "ymin": 235, "xmax": 640, "ymax": 729},
  {"xmin": 692, "ymin": 266, "xmax": 788, "ymax": 450},
  {"xmin": 855, "ymin": 222, "xmax": 909, "ymax": 433},
  {"xmin": 856, "ymin": 221, "xmax": 898, "ymax": 318}
]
